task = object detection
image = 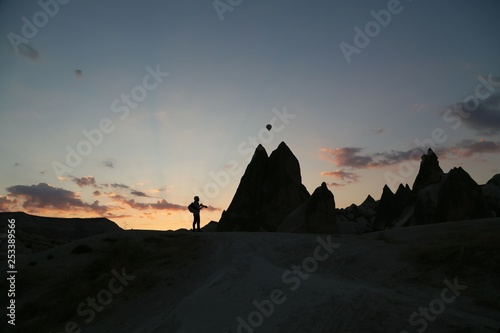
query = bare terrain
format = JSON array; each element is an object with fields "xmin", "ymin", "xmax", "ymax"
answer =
[{"xmin": 1, "ymin": 218, "xmax": 499, "ymax": 333}]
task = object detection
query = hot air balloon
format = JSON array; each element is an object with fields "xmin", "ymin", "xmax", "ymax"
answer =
[{"xmin": 266, "ymin": 124, "xmax": 272, "ymax": 131}]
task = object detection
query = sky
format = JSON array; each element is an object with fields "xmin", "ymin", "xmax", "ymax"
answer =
[{"xmin": 1, "ymin": 0, "xmax": 499, "ymax": 230}]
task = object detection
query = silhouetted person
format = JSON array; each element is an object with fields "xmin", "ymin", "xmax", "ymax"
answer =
[{"xmin": 189, "ymin": 196, "xmax": 207, "ymax": 232}]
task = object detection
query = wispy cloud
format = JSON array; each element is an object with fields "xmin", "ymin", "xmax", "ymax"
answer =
[
  {"xmin": 71, "ymin": 176, "xmax": 98, "ymax": 188},
  {"xmin": 102, "ymin": 159, "xmax": 116, "ymax": 169},
  {"xmin": 321, "ymin": 139, "xmax": 500, "ymax": 170},
  {"xmin": 111, "ymin": 196, "xmax": 186, "ymax": 211},
  {"xmin": 448, "ymin": 91, "xmax": 500, "ymax": 136},
  {"xmin": 321, "ymin": 170, "xmax": 360, "ymax": 187},
  {"xmin": 130, "ymin": 190, "xmax": 150, "ymax": 197},
  {"xmin": 413, "ymin": 103, "xmax": 428, "ymax": 112},
  {"xmin": 445, "ymin": 139, "xmax": 500, "ymax": 158},
  {"xmin": 320, "ymin": 147, "xmax": 416, "ymax": 169},
  {"xmin": 16, "ymin": 43, "xmax": 40, "ymax": 61},
  {"xmin": 108, "ymin": 183, "xmax": 129, "ymax": 189}
]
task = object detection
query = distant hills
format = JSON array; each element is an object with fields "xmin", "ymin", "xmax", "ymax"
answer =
[{"xmin": 0, "ymin": 212, "xmax": 122, "ymax": 252}]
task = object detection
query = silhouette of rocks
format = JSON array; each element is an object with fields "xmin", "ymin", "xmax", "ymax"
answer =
[
  {"xmin": 412, "ymin": 148, "xmax": 444, "ymax": 193},
  {"xmin": 390, "ymin": 184, "xmax": 414, "ymax": 228},
  {"xmin": 218, "ymin": 142, "xmax": 310, "ymax": 231},
  {"xmin": 482, "ymin": 174, "xmax": 500, "ymax": 216},
  {"xmin": 359, "ymin": 195, "xmax": 377, "ymax": 216},
  {"xmin": 434, "ymin": 167, "xmax": 489, "ymax": 222},
  {"xmin": 278, "ymin": 182, "xmax": 338, "ymax": 234},
  {"xmin": 336, "ymin": 195, "xmax": 377, "ymax": 234},
  {"xmin": 264, "ymin": 142, "xmax": 311, "ymax": 230},
  {"xmin": 201, "ymin": 221, "xmax": 219, "ymax": 232},
  {"xmin": 218, "ymin": 142, "xmax": 496, "ymax": 234},
  {"xmin": 217, "ymin": 144, "xmax": 269, "ymax": 231},
  {"xmin": 373, "ymin": 185, "xmax": 395, "ymax": 230},
  {"xmin": 414, "ymin": 166, "xmax": 490, "ymax": 224}
]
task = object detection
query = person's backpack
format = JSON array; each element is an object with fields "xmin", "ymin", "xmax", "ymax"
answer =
[{"xmin": 188, "ymin": 203, "xmax": 196, "ymax": 213}]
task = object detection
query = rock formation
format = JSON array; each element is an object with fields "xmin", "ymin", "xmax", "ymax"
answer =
[
  {"xmin": 217, "ymin": 142, "xmax": 496, "ymax": 234},
  {"xmin": 278, "ymin": 182, "xmax": 338, "ymax": 234},
  {"xmin": 413, "ymin": 164, "xmax": 490, "ymax": 224},
  {"xmin": 217, "ymin": 144, "xmax": 269, "ymax": 231},
  {"xmin": 412, "ymin": 148, "xmax": 444, "ymax": 193},
  {"xmin": 372, "ymin": 185, "xmax": 395, "ymax": 230},
  {"xmin": 217, "ymin": 142, "xmax": 310, "ymax": 231},
  {"xmin": 482, "ymin": 174, "xmax": 500, "ymax": 216},
  {"xmin": 336, "ymin": 194, "xmax": 376, "ymax": 234},
  {"xmin": 434, "ymin": 167, "xmax": 489, "ymax": 222}
]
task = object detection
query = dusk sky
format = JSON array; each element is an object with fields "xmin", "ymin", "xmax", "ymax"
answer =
[{"xmin": 1, "ymin": 0, "xmax": 499, "ymax": 230}]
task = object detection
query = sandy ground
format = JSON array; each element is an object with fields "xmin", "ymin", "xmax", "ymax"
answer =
[{"xmin": 3, "ymin": 218, "xmax": 500, "ymax": 333}]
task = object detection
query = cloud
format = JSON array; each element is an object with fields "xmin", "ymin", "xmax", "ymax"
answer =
[
  {"xmin": 71, "ymin": 176, "xmax": 98, "ymax": 188},
  {"xmin": 109, "ymin": 183, "xmax": 129, "ymax": 189},
  {"xmin": 321, "ymin": 138, "xmax": 499, "ymax": 170},
  {"xmin": 320, "ymin": 147, "xmax": 417, "ymax": 169},
  {"xmin": 13, "ymin": 162, "xmax": 21, "ymax": 167},
  {"xmin": 110, "ymin": 194, "xmax": 219, "ymax": 213},
  {"xmin": 448, "ymin": 91, "xmax": 500, "ymax": 136},
  {"xmin": 102, "ymin": 159, "xmax": 116, "ymax": 169},
  {"xmin": 321, "ymin": 147, "xmax": 375, "ymax": 168},
  {"xmin": 16, "ymin": 43, "xmax": 40, "ymax": 61},
  {"xmin": 321, "ymin": 170, "xmax": 360, "ymax": 187},
  {"xmin": 5, "ymin": 183, "xmax": 109, "ymax": 216},
  {"xmin": 322, "ymin": 170, "xmax": 360, "ymax": 181},
  {"xmin": 150, "ymin": 199, "xmax": 186, "ymax": 210},
  {"xmin": 0, "ymin": 195, "xmax": 18, "ymax": 211},
  {"xmin": 93, "ymin": 190, "xmax": 101, "ymax": 197},
  {"xmin": 443, "ymin": 139, "xmax": 500, "ymax": 158},
  {"xmin": 413, "ymin": 103, "xmax": 428, "ymax": 112},
  {"xmin": 130, "ymin": 190, "xmax": 150, "ymax": 197}
]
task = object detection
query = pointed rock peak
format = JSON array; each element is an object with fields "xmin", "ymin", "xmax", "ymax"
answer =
[
  {"xmin": 412, "ymin": 147, "xmax": 444, "ymax": 193},
  {"xmin": 382, "ymin": 184, "xmax": 394, "ymax": 195},
  {"xmin": 396, "ymin": 183, "xmax": 412, "ymax": 195},
  {"xmin": 270, "ymin": 141, "xmax": 294, "ymax": 158},
  {"xmin": 277, "ymin": 141, "xmax": 289, "ymax": 150},
  {"xmin": 448, "ymin": 166, "xmax": 472, "ymax": 180},
  {"xmin": 361, "ymin": 194, "xmax": 376, "ymax": 207},
  {"xmin": 251, "ymin": 144, "xmax": 268, "ymax": 161}
]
